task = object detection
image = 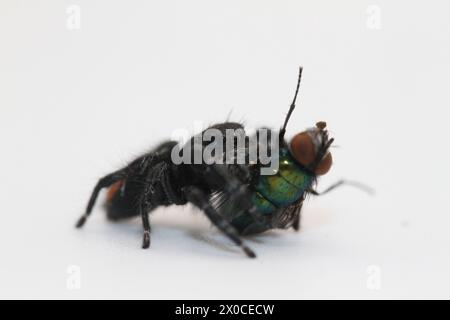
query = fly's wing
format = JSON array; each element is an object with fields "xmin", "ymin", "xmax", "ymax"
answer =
[{"xmin": 273, "ymin": 198, "xmax": 304, "ymax": 229}]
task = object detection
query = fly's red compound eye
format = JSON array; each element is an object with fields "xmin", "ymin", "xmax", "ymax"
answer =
[
  {"xmin": 290, "ymin": 132, "xmax": 316, "ymax": 167},
  {"xmin": 315, "ymin": 152, "xmax": 332, "ymax": 175},
  {"xmin": 290, "ymin": 130, "xmax": 333, "ymax": 175}
]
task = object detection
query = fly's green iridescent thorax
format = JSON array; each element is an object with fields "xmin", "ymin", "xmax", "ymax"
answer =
[
  {"xmin": 251, "ymin": 148, "xmax": 314, "ymax": 214},
  {"xmin": 230, "ymin": 148, "xmax": 314, "ymax": 233}
]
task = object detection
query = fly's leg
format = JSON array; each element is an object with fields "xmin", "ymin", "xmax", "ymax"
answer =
[
  {"xmin": 292, "ymin": 200, "xmax": 304, "ymax": 231},
  {"xmin": 309, "ymin": 179, "xmax": 374, "ymax": 196},
  {"xmin": 182, "ymin": 185, "xmax": 256, "ymax": 258},
  {"xmin": 292, "ymin": 215, "xmax": 300, "ymax": 231}
]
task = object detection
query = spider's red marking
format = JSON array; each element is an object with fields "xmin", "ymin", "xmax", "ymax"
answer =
[{"xmin": 107, "ymin": 180, "xmax": 123, "ymax": 202}]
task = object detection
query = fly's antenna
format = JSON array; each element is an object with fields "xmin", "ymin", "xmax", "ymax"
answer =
[{"xmin": 279, "ymin": 66, "xmax": 303, "ymax": 142}]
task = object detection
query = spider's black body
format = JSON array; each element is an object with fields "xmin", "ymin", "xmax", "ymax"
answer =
[{"xmin": 76, "ymin": 67, "xmax": 340, "ymax": 258}]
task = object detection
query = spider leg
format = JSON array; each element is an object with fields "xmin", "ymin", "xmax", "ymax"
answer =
[
  {"xmin": 76, "ymin": 169, "xmax": 127, "ymax": 228},
  {"xmin": 136, "ymin": 170, "xmax": 156, "ymax": 249},
  {"xmin": 138, "ymin": 161, "xmax": 179, "ymax": 249},
  {"xmin": 182, "ymin": 185, "xmax": 256, "ymax": 258},
  {"xmin": 139, "ymin": 199, "xmax": 152, "ymax": 249}
]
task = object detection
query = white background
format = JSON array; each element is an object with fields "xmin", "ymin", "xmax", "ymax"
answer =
[{"xmin": 1, "ymin": 0, "xmax": 449, "ymax": 299}]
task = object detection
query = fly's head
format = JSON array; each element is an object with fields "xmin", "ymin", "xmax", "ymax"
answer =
[{"xmin": 289, "ymin": 121, "xmax": 334, "ymax": 176}]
